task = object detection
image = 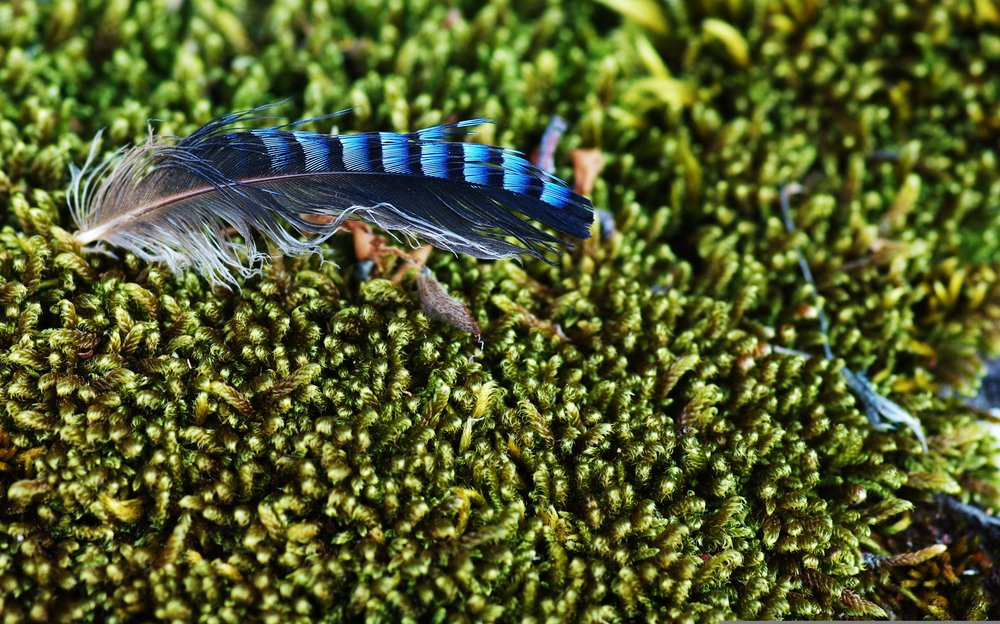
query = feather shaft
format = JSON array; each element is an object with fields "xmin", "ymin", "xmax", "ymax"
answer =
[{"xmin": 74, "ymin": 170, "xmax": 387, "ymax": 244}]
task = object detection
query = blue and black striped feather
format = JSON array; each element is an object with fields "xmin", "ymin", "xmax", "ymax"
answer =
[{"xmin": 70, "ymin": 105, "xmax": 594, "ymax": 286}]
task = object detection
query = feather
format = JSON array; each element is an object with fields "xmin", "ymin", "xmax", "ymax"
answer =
[{"xmin": 69, "ymin": 104, "xmax": 595, "ymax": 287}]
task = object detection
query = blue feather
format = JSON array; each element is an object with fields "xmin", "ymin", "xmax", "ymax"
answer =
[{"xmin": 69, "ymin": 103, "xmax": 595, "ymax": 287}]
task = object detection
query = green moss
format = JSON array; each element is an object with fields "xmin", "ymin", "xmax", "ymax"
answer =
[{"xmin": 1, "ymin": 0, "xmax": 999, "ymax": 621}]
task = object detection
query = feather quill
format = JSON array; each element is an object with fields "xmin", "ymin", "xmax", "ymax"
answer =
[{"xmin": 69, "ymin": 104, "xmax": 594, "ymax": 286}]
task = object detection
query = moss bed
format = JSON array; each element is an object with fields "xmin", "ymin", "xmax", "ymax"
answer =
[{"xmin": 1, "ymin": 0, "xmax": 999, "ymax": 621}]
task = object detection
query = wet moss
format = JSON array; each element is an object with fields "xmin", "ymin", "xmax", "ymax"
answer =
[{"xmin": 1, "ymin": 0, "xmax": 998, "ymax": 621}]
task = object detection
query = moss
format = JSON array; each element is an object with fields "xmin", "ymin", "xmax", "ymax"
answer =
[{"xmin": 1, "ymin": 0, "xmax": 999, "ymax": 621}]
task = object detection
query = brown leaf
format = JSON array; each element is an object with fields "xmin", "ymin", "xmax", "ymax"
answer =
[
  {"xmin": 417, "ymin": 269, "xmax": 480, "ymax": 338},
  {"xmin": 571, "ymin": 148, "xmax": 605, "ymax": 196}
]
